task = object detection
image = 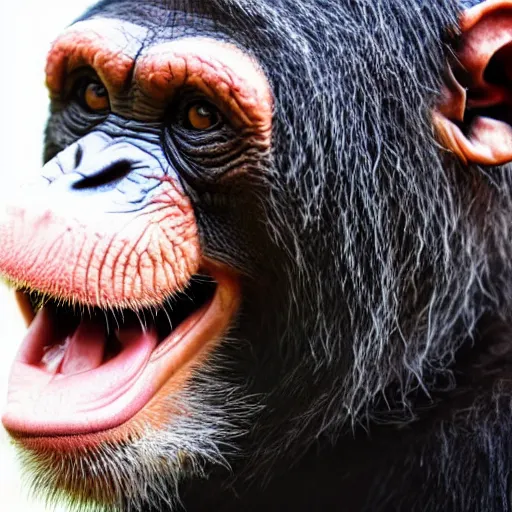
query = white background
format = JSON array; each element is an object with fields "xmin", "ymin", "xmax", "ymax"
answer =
[{"xmin": 0, "ymin": 2, "xmax": 95, "ymax": 510}]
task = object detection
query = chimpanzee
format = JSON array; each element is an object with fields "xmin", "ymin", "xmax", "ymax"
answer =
[{"xmin": 2, "ymin": 0, "xmax": 512, "ymax": 510}]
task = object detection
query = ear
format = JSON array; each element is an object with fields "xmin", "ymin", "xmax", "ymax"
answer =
[{"xmin": 435, "ymin": 0, "xmax": 512, "ymax": 165}]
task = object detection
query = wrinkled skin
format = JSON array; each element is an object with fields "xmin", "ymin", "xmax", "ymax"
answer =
[{"xmin": 5, "ymin": 0, "xmax": 512, "ymax": 511}]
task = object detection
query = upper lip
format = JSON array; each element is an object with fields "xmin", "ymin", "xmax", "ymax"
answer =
[{"xmin": 15, "ymin": 270, "xmax": 218, "ymax": 338}]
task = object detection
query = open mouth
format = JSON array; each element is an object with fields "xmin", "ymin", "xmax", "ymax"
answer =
[{"xmin": 2, "ymin": 264, "xmax": 240, "ymax": 437}]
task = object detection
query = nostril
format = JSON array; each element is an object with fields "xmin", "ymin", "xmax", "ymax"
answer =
[
  {"xmin": 74, "ymin": 144, "xmax": 84, "ymax": 169},
  {"xmin": 72, "ymin": 160, "xmax": 133, "ymax": 191}
]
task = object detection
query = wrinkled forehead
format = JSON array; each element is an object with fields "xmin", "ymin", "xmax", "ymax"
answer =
[
  {"xmin": 78, "ymin": 0, "xmax": 232, "ymax": 34},
  {"xmin": 45, "ymin": 0, "xmax": 249, "ymax": 94}
]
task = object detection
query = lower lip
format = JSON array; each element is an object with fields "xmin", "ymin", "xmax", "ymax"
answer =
[{"xmin": 3, "ymin": 265, "xmax": 240, "ymax": 438}]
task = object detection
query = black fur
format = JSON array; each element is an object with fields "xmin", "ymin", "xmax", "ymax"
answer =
[{"xmin": 33, "ymin": 0, "xmax": 512, "ymax": 510}]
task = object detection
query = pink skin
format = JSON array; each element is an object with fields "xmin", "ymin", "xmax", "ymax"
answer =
[
  {"xmin": 3, "ymin": 268, "xmax": 240, "ymax": 437},
  {"xmin": 0, "ymin": 19, "xmax": 271, "ymax": 438},
  {"xmin": 45, "ymin": 19, "xmax": 147, "ymax": 95},
  {"xmin": 4, "ymin": 308, "xmax": 158, "ymax": 436},
  {"xmin": 0, "ymin": 180, "xmax": 200, "ymax": 309},
  {"xmin": 434, "ymin": 1, "xmax": 512, "ymax": 165}
]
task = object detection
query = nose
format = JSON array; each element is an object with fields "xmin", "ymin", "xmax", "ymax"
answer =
[
  {"xmin": 31, "ymin": 131, "xmax": 170, "ymax": 215},
  {"xmin": 71, "ymin": 157, "xmax": 133, "ymax": 192},
  {"xmin": 49, "ymin": 133, "xmax": 139, "ymax": 193}
]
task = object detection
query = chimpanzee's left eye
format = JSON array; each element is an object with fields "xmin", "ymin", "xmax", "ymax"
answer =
[{"xmin": 185, "ymin": 101, "xmax": 222, "ymax": 131}]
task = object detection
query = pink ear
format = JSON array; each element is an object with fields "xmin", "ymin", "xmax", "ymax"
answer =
[{"xmin": 435, "ymin": 0, "xmax": 512, "ymax": 165}]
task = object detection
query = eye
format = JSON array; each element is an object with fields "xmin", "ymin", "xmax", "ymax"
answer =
[
  {"xmin": 84, "ymin": 82, "xmax": 110, "ymax": 112},
  {"xmin": 71, "ymin": 76, "xmax": 110, "ymax": 113},
  {"xmin": 186, "ymin": 101, "xmax": 221, "ymax": 131}
]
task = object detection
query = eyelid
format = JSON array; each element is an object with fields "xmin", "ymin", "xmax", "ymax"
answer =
[{"xmin": 62, "ymin": 67, "xmax": 106, "ymax": 100}]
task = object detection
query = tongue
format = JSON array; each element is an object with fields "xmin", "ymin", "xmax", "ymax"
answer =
[
  {"xmin": 43, "ymin": 318, "xmax": 105, "ymax": 376},
  {"xmin": 3, "ymin": 307, "xmax": 159, "ymax": 436}
]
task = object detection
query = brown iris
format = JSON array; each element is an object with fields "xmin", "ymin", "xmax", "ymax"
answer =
[
  {"xmin": 83, "ymin": 82, "xmax": 109, "ymax": 112},
  {"xmin": 187, "ymin": 102, "xmax": 219, "ymax": 131}
]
